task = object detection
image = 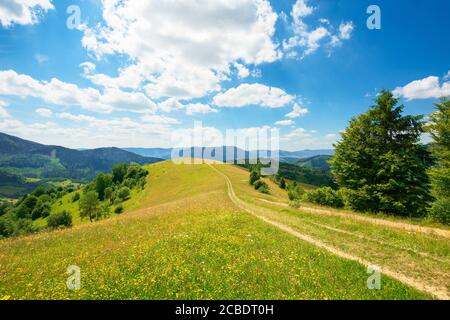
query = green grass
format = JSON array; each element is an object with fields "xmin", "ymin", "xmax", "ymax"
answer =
[{"xmin": 0, "ymin": 161, "xmax": 440, "ymax": 299}]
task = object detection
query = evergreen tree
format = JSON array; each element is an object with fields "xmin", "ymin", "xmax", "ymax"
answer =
[
  {"xmin": 426, "ymin": 98, "xmax": 450, "ymax": 224},
  {"xmin": 329, "ymin": 90, "xmax": 432, "ymax": 216}
]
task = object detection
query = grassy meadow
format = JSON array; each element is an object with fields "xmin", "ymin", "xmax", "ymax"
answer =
[{"xmin": 0, "ymin": 161, "xmax": 448, "ymax": 299}]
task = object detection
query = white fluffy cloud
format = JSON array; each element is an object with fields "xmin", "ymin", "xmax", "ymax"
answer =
[
  {"xmin": 141, "ymin": 114, "xmax": 180, "ymax": 125},
  {"xmin": 283, "ymin": 0, "xmax": 353, "ymax": 58},
  {"xmin": 213, "ymin": 83, "xmax": 294, "ymax": 108},
  {"xmin": 0, "ymin": 114, "xmax": 176, "ymax": 148},
  {"xmin": 275, "ymin": 119, "xmax": 294, "ymax": 126},
  {"xmin": 281, "ymin": 127, "xmax": 337, "ymax": 150},
  {"xmin": 81, "ymin": 0, "xmax": 281, "ymax": 100},
  {"xmin": 0, "ymin": 0, "xmax": 53, "ymax": 27},
  {"xmin": 234, "ymin": 63, "xmax": 251, "ymax": 79},
  {"xmin": 393, "ymin": 74, "xmax": 450, "ymax": 100},
  {"xmin": 338, "ymin": 22, "xmax": 354, "ymax": 40},
  {"xmin": 286, "ymin": 103, "xmax": 309, "ymax": 118},
  {"xmin": 0, "ymin": 100, "xmax": 10, "ymax": 117},
  {"xmin": 185, "ymin": 103, "xmax": 218, "ymax": 115},
  {"xmin": 0, "ymin": 70, "xmax": 156, "ymax": 114},
  {"xmin": 36, "ymin": 108, "xmax": 52, "ymax": 117}
]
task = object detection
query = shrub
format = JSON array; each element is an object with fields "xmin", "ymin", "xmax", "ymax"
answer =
[
  {"xmin": 287, "ymin": 184, "xmax": 304, "ymax": 201},
  {"xmin": 114, "ymin": 204, "xmax": 124, "ymax": 214},
  {"xmin": 31, "ymin": 202, "xmax": 51, "ymax": 220},
  {"xmin": 428, "ymin": 199, "xmax": 450, "ymax": 225},
  {"xmin": 303, "ymin": 187, "xmax": 344, "ymax": 208},
  {"xmin": 339, "ymin": 187, "xmax": 383, "ymax": 213},
  {"xmin": 47, "ymin": 211, "xmax": 72, "ymax": 229},
  {"xmin": 254, "ymin": 180, "xmax": 270, "ymax": 194},
  {"xmin": 0, "ymin": 217, "xmax": 15, "ymax": 238},
  {"xmin": 72, "ymin": 192, "xmax": 80, "ymax": 202},
  {"xmin": 279, "ymin": 178, "xmax": 286, "ymax": 189},
  {"xmin": 0, "ymin": 202, "xmax": 12, "ymax": 217},
  {"xmin": 15, "ymin": 219, "xmax": 36, "ymax": 236},
  {"xmin": 289, "ymin": 199, "xmax": 302, "ymax": 208},
  {"xmin": 104, "ymin": 187, "xmax": 113, "ymax": 201},
  {"xmin": 118, "ymin": 187, "xmax": 131, "ymax": 201},
  {"xmin": 249, "ymin": 169, "xmax": 261, "ymax": 186}
]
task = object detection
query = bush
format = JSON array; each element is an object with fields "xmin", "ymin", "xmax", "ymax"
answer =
[
  {"xmin": 287, "ymin": 183, "xmax": 304, "ymax": 201},
  {"xmin": 0, "ymin": 217, "xmax": 15, "ymax": 238},
  {"xmin": 118, "ymin": 187, "xmax": 131, "ymax": 201},
  {"xmin": 31, "ymin": 202, "xmax": 51, "ymax": 220},
  {"xmin": 279, "ymin": 178, "xmax": 286, "ymax": 189},
  {"xmin": 339, "ymin": 187, "xmax": 377, "ymax": 213},
  {"xmin": 72, "ymin": 192, "xmax": 80, "ymax": 202},
  {"xmin": 114, "ymin": 204, "xmax": 124, "ymax": 214},
  {"xmin": 428, "ymin": 198, "xmax": 450, "ymax": 225},
  {"xmin": 249, "ymin": 169, "xmax": 261, "ymax": 186},
  {"xmin": 254, "ymin": 180, "xmax": 270, "ymax": 194},
  {"xmin": 289, "ymin": 199, "xmax": 302, "ymax": 208},
  {"xmin": 47, "ymin": 211, "xmax": 72, "ymax": 229},
  {"xmin": 303, "ymin": 187, "xmax": 344, "ymax": 208}
]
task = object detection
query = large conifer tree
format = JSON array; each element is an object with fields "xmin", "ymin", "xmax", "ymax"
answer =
[{"xmin": 329, "ymin": 90, "xmax": 432, "ymax": 216}]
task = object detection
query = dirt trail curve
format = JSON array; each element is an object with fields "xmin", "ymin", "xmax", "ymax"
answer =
[
  {"xmin": 257, "ymin": 198, "xmax": 450, "ymax": 239},
  {"xmin": 209, "ymin": 164, "xmax": 449, "ymax": 300}
]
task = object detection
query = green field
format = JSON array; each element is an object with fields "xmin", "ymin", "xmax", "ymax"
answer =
[{"xmin": 0, "ymin": 161, "xmax": 448, "ymax": 300}]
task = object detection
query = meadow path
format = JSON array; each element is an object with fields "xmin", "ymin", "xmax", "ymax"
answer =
[{"xmin": 209, "ymin": 164, "xmax": 450, "ymax": 300}]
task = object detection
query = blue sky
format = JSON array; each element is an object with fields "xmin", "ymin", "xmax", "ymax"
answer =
[{"xmin": 0, "ymin": 0, "xmax": 449, "ymax": 150}]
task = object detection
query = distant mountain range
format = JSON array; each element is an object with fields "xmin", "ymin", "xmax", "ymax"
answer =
[
  {"xmin": 123, "ymin": 147, "xmax": 334, "ymax": 162},
  {"xmin": 0, "ymin": 132, "xmax": 334, "ymax": 198},
  {"xmin": 0, "ymin": 132, "xmax": 162, "ymax": 197}
]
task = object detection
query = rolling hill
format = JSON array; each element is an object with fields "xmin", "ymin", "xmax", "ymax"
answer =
[
  {"xmin": 0, "ymin": 132, "xmax": 162, "ymax": 197},
  {"xmin": 0, "ymin": 161, "xmax": 449, "ymax": 299},
  {"xmin": 295, "ymin": 155, "xmax": 332, "ymax": 171},
  {"xmin": 0, "ymin": 160, "xmax": 448, "ymax": 299}
]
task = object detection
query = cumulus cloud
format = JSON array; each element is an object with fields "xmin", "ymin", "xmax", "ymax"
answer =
[
  {"xmin": 0, "ymin": 113, "xmax": 176, "ymax": 148},
  {"xmin": 283, "ymin": 0, "xmax": 353, "ymax": 58},
  {"xmin": 0, "ymin": 0, "xmax": 54, "ymax": 27},
  {"xmin": 0, "ymin": 100, "xmax": 10, "ymax": 117},
  {"xmin": 81, "ymin": 0, "xmax": 281, "ymax": 100},
  {"xmin": 338, "ymin": 21, "xmax": 354, "ymax": 40},
  {"xmin": 281, "ymin": 127, "xmax": 337, "ymax": 150},
  {"xmin": 393, "ymin": 73, "xmax": 450, "ymax": 100},
  {"xmin": 141, "ymin": 114, "xmax": 180, "ymax": 125},
  {"xmin": 275, "ymin": 119, "xmax": 294, "ymax": 126},
  {"xmin": 213, "ymin": 83, "xmax": 294, "ymax": 108},
  {"xmin": 184, "ymin": 103, "xmax": 218, "ymax": 115},
  {"xmin": 0, "ymin": 70, "xmax": 156, "ymax": 114},
  {"xmin": 36, "ymin": 108, "xmax": 52, "ymax": 117},
  {"xmin": 234, "ymin": 63, "xmax": 251, "ymax": 79},
  {"xmin": 285, "ymin": 103, "xmax": 309, "ymax": 118}
]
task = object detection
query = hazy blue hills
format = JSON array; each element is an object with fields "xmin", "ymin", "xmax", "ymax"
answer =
[
  {"xmin": 124, "ymin": 147, "xmax": 334, "ymax": 163},
  {"xmin": 0, "ymin": 132, "xmax": 162, "ymax": 197}
]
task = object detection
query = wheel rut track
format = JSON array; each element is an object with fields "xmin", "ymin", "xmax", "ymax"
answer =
[{"xmin": 209, "ymin": 164, "xmax": 449, "ymax": 300}]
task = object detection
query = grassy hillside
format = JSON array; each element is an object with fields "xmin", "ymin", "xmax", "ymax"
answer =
[
  {"xmin": 1, "ymin": 161, "xmax": 446, "ymax": 299},
  {"xmin": 0, "ymin": 132, "xmax": 162, "ymax": 197},
  {"xmin": 295, "ymin": 155, "xmax": 332, "ymax": 171}
]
